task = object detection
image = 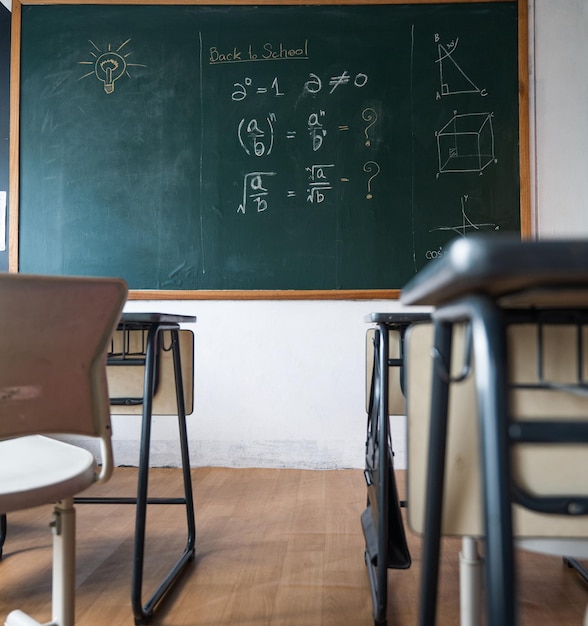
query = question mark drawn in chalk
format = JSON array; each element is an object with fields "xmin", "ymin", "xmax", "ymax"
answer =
[
  {"xmin": 362, "ymin": 108, "xmax": 378, "ymax": 147},
  {"xmin": 363, "ymin": 161, "xmax": 380, "ymax": 200}
]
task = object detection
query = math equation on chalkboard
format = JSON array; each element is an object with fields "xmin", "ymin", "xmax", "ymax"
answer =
[{"xmin": 204, "ymin": 36, "xmax": 384, "ymax": 217}]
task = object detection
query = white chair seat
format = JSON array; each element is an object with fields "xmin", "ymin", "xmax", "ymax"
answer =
[
  {"xmin": 0, "ymin": 273, "xmax": 127, "ymax": 626},
  {"xmin": 0, "ymin": 435, "xmax": 96, "ymax": 513}
]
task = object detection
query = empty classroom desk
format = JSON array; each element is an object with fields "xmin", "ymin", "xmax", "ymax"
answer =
[
  {"xmin": 362, "ymin": 311, "xmax": 430, "ymax": 626},
  {"xmin": 401, "ymin": 235, "xmax": 588, "ymax": 626},
  {"xmin": 79, "ymin": 312, "xmax": 197, "ymax": 625}
]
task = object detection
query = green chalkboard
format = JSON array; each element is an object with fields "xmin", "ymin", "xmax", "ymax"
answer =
[{"xmin": 12, "ymin": 0, "xmax": 528, "ymax": 296}]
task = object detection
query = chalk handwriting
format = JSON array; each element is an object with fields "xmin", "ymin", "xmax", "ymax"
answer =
[
  {"xmin": 232, "ymin": 71, "xmax": 368, "ymax": 101},
  {"xmin": 225, "ymin": 54, "xmax": 373, "ymax": 214},
  {"xmin": 306, "ymin": 164, "xmax": 334, "ymax": 204},
  {"xmin": 237, "ymin": 110, "xmax": 333, "ymax": 156},
  {"xmin": 362, "ymin": 108, "xmax": 378, "ymax": 147},
  {"xmin": 238, "ymin": 172, "xmax": 276, "ymax": 214},
  {"xmin": 238, "ymin": 114, "xmax": 276, "ymax": 157},
  {"xmin": 210, "ymin": 40, "xmax": 309, "ymax": 64},
  {"xmin": 363, "ymin": 161, "xmax": 380, "ymax": 200},
  {"xmin": 308, "ymin": 111, "xmax": 327, "ymax": 151}
]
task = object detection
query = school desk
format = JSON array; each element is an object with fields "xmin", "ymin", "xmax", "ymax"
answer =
[
  {"xmin": 79, "ymin": 312, "xmax": 197, "ymax": 625},
  {"xmin": 401, "ymin": 235, "xmax": 588, "ymax": 626},
  {"xmin": 362, "ymin": 311, "xmax": 430, "ymax": 626}
]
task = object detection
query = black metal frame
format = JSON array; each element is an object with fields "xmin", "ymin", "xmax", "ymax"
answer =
[
  {"xmin": 400, "ymin": 235, "xmax": 588, "ymax": 626},
  {"xmin": 75, "ymin": 314, "xmax": 197, "ymax": 625},
  {"xmin": 0, "ymin": 513, "xmax": 5, "ymax": 559},
  {"xmin": 419, "ymin": 296, "xmax": 516, "ymax": 626},
  {"xmin": 417, "ymin": 300, "xmax": 588, "ymax": 626},
  {"xmin": 362, "ymin": 312, "xmax": 430, "ymax": 626}
]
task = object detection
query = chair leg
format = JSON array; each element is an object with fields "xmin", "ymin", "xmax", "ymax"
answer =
[
  {"xmin": 0, "ymin": 514, "xmax": 6, "ymax": 559},
  {"xmin": 51, "ymin": 498, "xmax": 76, "ymax": 626},
  {"xmin": 460, "ymin": 537, "xmax": 483, "ymax": 626},
  {"xmin": 4, "ymin": 498, "xmax": 76, "ymax": 626}
]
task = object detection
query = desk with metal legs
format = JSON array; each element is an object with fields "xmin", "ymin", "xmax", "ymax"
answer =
[
  {"xmin": 362, "ymin": 311, "xmax": 430, "ymax": 626},
  {"xmin": 76, "ymin": 312, "xmax": 197, "ymax": 625},
  {"xmin": 401, "ymin": 235, "xmax": 588, "ymax": 626}
]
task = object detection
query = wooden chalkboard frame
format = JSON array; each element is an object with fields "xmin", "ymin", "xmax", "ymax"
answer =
[{"xmin": 9, "ymin": 0, "xmax": 530, "ymax": 300}]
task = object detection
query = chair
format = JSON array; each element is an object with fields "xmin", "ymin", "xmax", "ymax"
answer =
[{"xmin": 0, "ymin": 273, "xmax": 127, "ymax": 626}]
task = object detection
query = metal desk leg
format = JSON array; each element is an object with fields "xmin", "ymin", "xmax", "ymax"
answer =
[
  {"xmin": 364, "ymin": 322, "xmax": 412, "ymax": 626},
  {"xmin": 565, "ymin": 558, "xmax": 588, "ymax": 584},
  {"xmin": 0, "ymin": 513, "xmax": 6, "ymax": 559},
  {"xmin": 375, "ymin": 326, "xmax": 390, "ymax": 626},
  {"xmin": 468, "ymin": 299, "xmax": 515, "ymax": 626},
  {"xmin": 131, "ymin": 324, "xmax": 196, "ymax": 625},
  {"xmin": 435, "ymin": 296, "xmax": 516, "ymax": 626},
  {"xmin": 417, "ymin": 319, "xmax": 453, "ymax": 626}
]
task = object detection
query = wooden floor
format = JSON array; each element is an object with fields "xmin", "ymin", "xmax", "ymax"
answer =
[{"xmin": 0, "ymin": 467, "xmax": 587, "ymax": 625}]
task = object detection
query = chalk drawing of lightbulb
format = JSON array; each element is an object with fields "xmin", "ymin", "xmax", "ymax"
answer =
[
  {"xmin": 95, "ymin": 51, "xmax": 126, "ymax": 94},
  {"xmin": 79, "ymin": 39, "xmax": 146, "ymax": 94}
]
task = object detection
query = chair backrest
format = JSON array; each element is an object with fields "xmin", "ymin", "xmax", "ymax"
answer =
[
  {"xmin": 406, "ymin": 321, "xmax": 588, "ymax": 540},
  {"xmin": 0, "ymin": 274, "xmax": 127, "ymax": 443}
]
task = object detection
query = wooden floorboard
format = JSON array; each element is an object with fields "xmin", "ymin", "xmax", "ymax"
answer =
[{"xmin": 0, "ymin": 467, "xmax": 586, "ymax": 625}]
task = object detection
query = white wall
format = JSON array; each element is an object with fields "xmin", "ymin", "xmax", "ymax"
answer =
[
  {"xmin": 533, "ymin": 0, "xmax": 588, "ymax": 237},
  {"xmin": 7, "ymin": 1, "xmax": 588, "ymax": 470},
  {"xmin": 114, "ymin": 298, "xmax": 416, "ymax": 469}
]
